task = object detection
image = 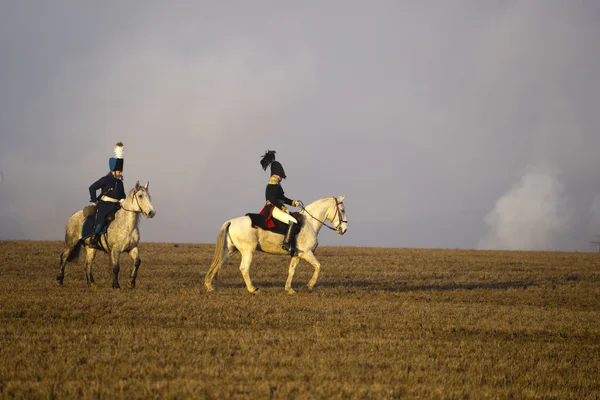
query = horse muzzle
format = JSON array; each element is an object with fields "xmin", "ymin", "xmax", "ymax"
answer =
[{"xmin": 146, "ymin": 210, "xmax": 156, "ymax": 218}]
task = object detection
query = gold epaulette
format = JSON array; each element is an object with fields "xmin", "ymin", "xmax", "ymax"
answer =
[{"xmin": 269, "ymin": 178, "xmax": 279, "ymax": 185}]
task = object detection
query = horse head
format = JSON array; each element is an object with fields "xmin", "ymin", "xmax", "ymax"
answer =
[
  {"xmin": 331, "ymin": 196, "xmax": 347, "ymax": 235},
  {"xmin": 131, "ymin": 181, "xmax": 156, "ymax": 218}
]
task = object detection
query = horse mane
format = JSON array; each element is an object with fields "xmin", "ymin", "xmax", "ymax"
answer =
[{"xmin": 300, "ymin": 197, "xmax": 334, "ymax": 214}]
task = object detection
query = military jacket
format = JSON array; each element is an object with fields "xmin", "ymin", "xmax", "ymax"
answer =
[
  {"xmin": 265, "ymin": 178, "xmax": 293, "ymax": 210},
  {"xmin": 89, "ymin": 173, "xmax": 126, "ymax": 202}
]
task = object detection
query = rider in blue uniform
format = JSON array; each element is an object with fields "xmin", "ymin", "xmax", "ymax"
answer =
[
  {"xmin": 88, "ymin": 142, "xmax": 126, "ymax": 249},
  {"xmin": 260, "ymin": 150, "xmax": 302, "ymax": 253}
]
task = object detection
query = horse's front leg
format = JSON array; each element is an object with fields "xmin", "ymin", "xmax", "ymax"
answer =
[
  {"xmin": 126, "ymin": 247, "xmax": 141, "ymax": 289},
  {"xmin": 239, "ymin": 250, "xmax": 258, "ymax": 294},
  {"xmin": 285, "ymin": 256, "xmax": 301, "ymax": 294},
  {"xmin": 110, "ymin": 249, "xmax": 122, "ymax": 289},
  {"xmin": 300, "ymin": 251, "xmax": 321, "ymax": 290}
]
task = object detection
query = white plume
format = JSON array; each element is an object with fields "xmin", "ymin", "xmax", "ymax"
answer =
[{"xmin": 114, "ymin": 142, "xmax": 124, "ymax": 159}]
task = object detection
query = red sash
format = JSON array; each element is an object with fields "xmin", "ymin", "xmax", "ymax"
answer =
[{"xmin": 259, "ymin": 204, "xmax": 276, "ymax": 228}]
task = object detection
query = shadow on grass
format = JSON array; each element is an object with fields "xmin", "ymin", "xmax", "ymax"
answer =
[
  {"xmin": 210, "ymin": 280, "xmax": 536, "ymax": 292},
  {"xmin": 316, "ymin": 280, "xmax": 536, "ymax": 292}
]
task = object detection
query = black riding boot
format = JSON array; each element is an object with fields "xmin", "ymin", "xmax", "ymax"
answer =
[
  {"xmin": 89, "ymin": 233, "xmax": 101, "ymax": 249},
  {"xmin": 282, "ymin": 222, "xmax": 297, "ymax": 253}
]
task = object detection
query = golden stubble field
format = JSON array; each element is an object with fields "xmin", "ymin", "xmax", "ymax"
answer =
[{"xmin": 0, "ymin": 240, "xmax": 599, "ymax": 399}]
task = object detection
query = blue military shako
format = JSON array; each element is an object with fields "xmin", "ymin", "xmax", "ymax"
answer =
[{"xmin": 109, "ymin": 142, "xmax": 124, "ymax": 172}]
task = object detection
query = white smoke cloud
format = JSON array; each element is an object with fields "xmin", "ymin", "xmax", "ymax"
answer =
[{"xmin": 479, "ymin": 165, "xmax": 568, "ymax": 250}]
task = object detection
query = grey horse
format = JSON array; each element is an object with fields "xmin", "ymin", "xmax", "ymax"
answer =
[
  {"xmin": 56, "ymin": 181, "xmax": 156, "ymax": 288},
  {"xmin": 205, "ymin": 196, "xmax": 347, "ymax": 294}
]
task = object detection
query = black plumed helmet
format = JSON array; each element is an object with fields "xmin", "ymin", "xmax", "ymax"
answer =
[{"xmin": 260, "ymin": 149, "xmax": 287, "ymax": 178}]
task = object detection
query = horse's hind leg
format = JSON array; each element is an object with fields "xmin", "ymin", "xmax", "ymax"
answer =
[
  {"xmin": 57, "ymin": 241, "xmax": 81, "ymax": 285},
  {"xmin": 56, "ymin": 248, "xmax": 71, "ymax": 285},
  {"xmin": 239, "ymin": 250, "xmax": 258, "ymax": 294},
  {"xmin": 126, "ymin": 247, "xmax": 141, "ymax": 289},
  {"xmin": 110, "ymin": 250, "xmax": 122, "ymax": 289},
  {"xmin": 285, "ymin": 256, "xmax": 301, "ymax": 294},
  {"xmin": 84, "ymin": 247, "xmax": 98, "ymax": 287},
  {"xmin": 300, "ymin": 251, "xmax": 322, "ymax": 290},
  {"xmin": 214, "ymin": 247, "xmax": 235, "ymax": 289}
]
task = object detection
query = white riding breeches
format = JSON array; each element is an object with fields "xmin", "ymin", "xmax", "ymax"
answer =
[{"xmin": 272, "ymin": 206, "xmax": 298, "ymax": 225}]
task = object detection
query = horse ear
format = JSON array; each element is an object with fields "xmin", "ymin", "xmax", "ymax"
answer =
[
  {"xmin": 145, "ymin": 181, "xmax": 149, "ymax": 190},
  {"xmin": 135, "ymin": 181, "xmax": 140, "ymax": 190},
  {"xmin": 338, "ymin": 196, "xmax": 346, "ymax": 202}
]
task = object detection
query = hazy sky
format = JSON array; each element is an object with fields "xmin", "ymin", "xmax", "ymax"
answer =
[{"xmin": 1, "ymin": 1, "xmax": 600, "ymax": 250}]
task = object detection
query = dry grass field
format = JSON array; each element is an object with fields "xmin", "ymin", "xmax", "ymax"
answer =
[{"xmin": 0, "ymin": 240, "xmax": 599, "ymax": 399}]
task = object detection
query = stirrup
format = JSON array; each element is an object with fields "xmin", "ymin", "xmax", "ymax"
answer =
[
  {"xmin": 89, "ymin": 235, "xmax": 101, "ymax": 249},
  {"xmin": 282, "ymin": 243, "xmax": 301, "ymax": 255}
]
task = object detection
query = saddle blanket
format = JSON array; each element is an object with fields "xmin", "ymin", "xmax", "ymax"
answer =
[
  {"xmin": 246, "ymin": 207, "xmax": 303, "ymax": 236},
  {"xmin": 81, "ymin": 216, "xmax": 107, "ymax": 239}
]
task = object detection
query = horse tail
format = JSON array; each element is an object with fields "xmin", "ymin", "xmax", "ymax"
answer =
[
  {"xmin": 205, "ymin": 221, "xmax": 231, "ymax": 291},
  {"xmin": 65, "ymin": 240, "xmax": 83, "ymax": 262}
]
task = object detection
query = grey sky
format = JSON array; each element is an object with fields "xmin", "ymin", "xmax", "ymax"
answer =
[{"xmin": 1, "ymin": 1, "xmax": 599, "ymax": 250}]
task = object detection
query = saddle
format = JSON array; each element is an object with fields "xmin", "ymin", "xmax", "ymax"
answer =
[{"xmin": 246, "ymin": 206, "xmax": 304, "ymax": 236}]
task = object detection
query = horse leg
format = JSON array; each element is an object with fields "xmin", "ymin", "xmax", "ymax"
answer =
[
  {"xmin": 126, "ymin": 247, "xmax": 141, "ymax": 289},
  {"xmin": 285, "ymin": 256, "xmax": 302, "ymax": 294},
  {"xmin": 110, "ymin": 250, "xmax": 122, "ymax": 289},
  {"xmin": 84, "ymin": 247, "xmax": 98, "ymax": 287},
  {"xmin": 56, "ymin": 247, "xmax": 73, "ymax": 285},
  {"xmin": 57, "ymin": 238, "xmax": 84, "ymax": 285},
  {"xmin": 300, "ymin": 251, "xmax": 322, "ymax": 290},
  {"xmin": 57, "ymin": 248, "xmax": 70, "ymax": 285},
  {"xmin": 239, "ymin": 250, "xmax": 258, "ymax": 294},
  {"xmin": 215, "ymin": 249, "xmax": 232, "ymax": 290}
]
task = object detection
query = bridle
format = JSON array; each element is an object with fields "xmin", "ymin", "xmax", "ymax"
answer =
[
  {"xmin": 300, "ymin": 197, "xmax": 347, "ymax": 232},
  {"xmin": 119, "ymin": 187, "xmax": 149, "ymax": 217}
]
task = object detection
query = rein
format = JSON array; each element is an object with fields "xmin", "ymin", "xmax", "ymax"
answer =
[
  {"xmin": 300, "ymin": 197, "xmax": 346, "ymax": 232},
  {"xmin": 119, "ymin": 188, "xmax": 146, "ymax": 216}
]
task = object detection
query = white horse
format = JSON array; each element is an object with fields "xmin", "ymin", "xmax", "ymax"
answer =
[
  {"xmin": 205, "ymin": 196, "xmax": 347, "ymax": 294},
  {"xmin": 56, "ymin": 181, "xmax": 156, "ymax": 289}
]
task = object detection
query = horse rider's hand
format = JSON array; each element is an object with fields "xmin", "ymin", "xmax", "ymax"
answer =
[
  {"xmin": 90, "ymin": 201, "xmax": 97, "ymax": 206},
  {"xmin": 293, "ymin": 200, "xmax": 303, "ymax": 208},
  {"xmin": 281, "ymin": 206, "xmax": 287, "ymax": 213}
]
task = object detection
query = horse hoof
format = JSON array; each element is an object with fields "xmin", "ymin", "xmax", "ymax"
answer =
[
  {"xmin": 56, "ymin": 276, "xmax": 64, "ymax": 285},
  {"xmin": 286, "ymin": 288, "xmax": 297, "ymax": 295},
  {"xmin": 250, "ymin": 288, "xmax": 260, "ymax": 295},
  {"xmin": 205, "ymin": 286, "xmax": 215, "ymax": 292},
  {"xmin": 306, "ymin": 285, "xmax": 315, "ymax": 291},
  {"xmin": 112, "ymin": 282, "xmax": 120, "ymax": 289},
  {"xmin": 127, "ymin": 280, "xmax": 136, "ymax": 289}
]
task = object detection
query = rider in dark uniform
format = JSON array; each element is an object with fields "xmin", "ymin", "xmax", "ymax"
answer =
[
  {"xmin": 260, "ymin": 150, "xmax": 302, "ymax": 253},
  {"xmin": 88, "ymin": 142, "xmax": 127, "ymax": 249}
]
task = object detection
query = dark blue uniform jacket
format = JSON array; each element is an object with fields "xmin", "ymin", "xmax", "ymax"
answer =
[{"xmin": 89, "ymin": 173, "xmax": 126, "ymax": 203}]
